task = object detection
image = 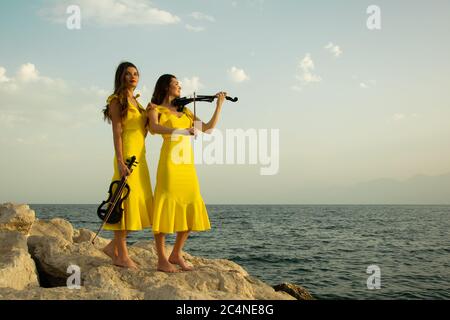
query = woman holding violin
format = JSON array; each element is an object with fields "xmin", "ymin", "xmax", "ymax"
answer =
[
  {"xmin": 101, "ymin": 62, "xmax": 153, "ymax": 269},
  {"xmin": 147, "ymin": 74, "xmax": 227, "ymax": 273}
]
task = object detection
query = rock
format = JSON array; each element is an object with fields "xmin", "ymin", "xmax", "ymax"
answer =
[
  {"xmin": 27, "ymin": 235, "xmax": 110, "ymax": 288},
  {"xmin": 73, "ymin": 228, "xmax": 96, "ymax": 243},
  {"xmin": 0, "ymin": 205, "xmax": 310, "ymax": 300},
  {"xmin": 26, "ymin": 235, "xmax": 293, "ymax": 300},
  {"xmin": 0, "ymin": 230, "xmax": 39, "ymax": 290},
  {"xmin": 0, "ymin": 286, "xmax": 137, "ymax": 300},
  {"xmin": 29, "ymin": 218, "xmax": 74, "ymax": 243},
  {"xmin": 273, "ymin": 283, "xmax": 314, "ymax": 300},
  {"xmin": 0, "ymin": 203, "xmax": 35, "ymax": 234}
]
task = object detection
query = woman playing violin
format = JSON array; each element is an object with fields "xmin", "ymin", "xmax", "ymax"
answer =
[{"xmin": 146, "ymin": 74, "xmax": 227, "ymax": 272}]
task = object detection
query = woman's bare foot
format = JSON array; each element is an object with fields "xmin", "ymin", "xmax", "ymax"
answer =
[
  {"xmin": 157, "ymin": 259, "xmax": 181, "ymax": 273},
  {"xmin": 113, "ymin": 256, "xmax": 139, "ymax": 269},
  {"xmin": 102, "ymin": 242, "xmax": 117, "ymax": 260},
  {"xmin": 168, "ymin": 254, "xmax": 194, "ymax": 271}
]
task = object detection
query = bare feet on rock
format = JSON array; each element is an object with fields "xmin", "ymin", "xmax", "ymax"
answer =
[
  {"xmin": 157, "ymin": 259, "xmax": 181, "ymax": 273},
  {"xmin": 113, "ymin": 256, "xmax": 139, "ymax": 270},
  {"xmin": 102, "ymin": 244, "xmax": 117, "ymax": 260},
  {"xmin": 168, "ymin": 254, "xmax": 194, "ymax": 271}
]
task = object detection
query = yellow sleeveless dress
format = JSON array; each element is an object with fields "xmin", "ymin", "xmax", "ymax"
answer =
[
  {"xmin": 151, "ymin": 106, "xmax": 211, "ymax": 234},
  {"xmin": 103, "ymin": 94, "xmax": 153, "ymax": 231}
]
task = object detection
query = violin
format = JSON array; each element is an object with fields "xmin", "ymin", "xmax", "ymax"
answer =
[
  {"xmin": 172, "ymin": 94, "xmax": 238, "ymax": 112},
  {"xmin": 92, "ymin": 156, "xmax": 138, "ymax": 244}
]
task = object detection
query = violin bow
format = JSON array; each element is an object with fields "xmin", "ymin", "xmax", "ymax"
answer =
[{"xmin": 193, "ymin": 91, "xmax": 197, "ymax": 140}]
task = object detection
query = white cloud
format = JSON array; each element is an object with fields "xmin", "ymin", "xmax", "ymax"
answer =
[
  {"xmin": 138, "ymin": 84, "xmax": 153, "ymax": 102},
  {"xmin": 392, "ymin": 113, "xmax": 420, "ymax": 121},
  {"xmin": 0, "ymin": 113, "xmax": 31, "ymax": 128},
  {"xmin": 15, "ymin": 134, "xmax": 49, "ymax": 146},
  {"xmin": 0, "ymin": 67, "xmax": 10, "ymax": 83},
  {"xmin": 39, "ymin": 0, "xmax": 180, "ymax": 26},
  {"xmin": 290, "ymin": 85, "xmax": 303, "ymax": 92},
  {"xmin": 298, "ymin": 72, "xmax": 321, "ymax": 83},
  {"xmin": 228, "ymin": 66, "xmax": 250, "ymax": 83},
  {"xmin": 0, "ymin": 64, "xmax": 66, "ymax": 93},
  {"xmin": 180, "ymin": 76, "xmax": 204, "ymax": 95},
  {"xmin": 360, "ymin": 82, "xmax": 369, "ymax": 89},
  {"xmin": 359, "ymin": 79, "xmax": 376, "ymax": 89},
  {"xmin": 324, "ymin": 42, "xmax": 343, "ymax": 57},
  {"xmin": 393, "ymin": 113, "xmax": 406, "ymax": 121},
  {"xmin": 0, "ymin": 82, "xmax": 18, "ymax": 92},
  {"xmin": 249, "ymin": 0, "xmax": 265, "ymax": 9},
  {"xmin": 292, "ymin": 54, "xmax": 321, "ymax": 91},
  {"xmin": 299, "ymin": 54, "xmax": 315, "ymax": 71},
  {"xmin": 0, "ymin": 63, "xmax": 108, "ymax": 132},
  {"xmin": 81, "ymin": 86, "xmax": 109, "ymax": 97},
  {"xmin": 185, "ymin": 24, "xmax": 205, "ymax": 32},
  {"xmin": 190, "ymin": 12, "xmax": 215, "ymax": 22},
  {"xmin": 17, "ymin": 63, "xmax": 40, "ymax": 82}
]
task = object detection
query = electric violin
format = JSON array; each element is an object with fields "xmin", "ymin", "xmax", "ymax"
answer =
[
  {"xmin": 92, "ymin": 156, "xmax": 138, "ymax": 244},
  {"xmin": 172, "ymin": 94, "xmax": 238, "ymax": 112}
]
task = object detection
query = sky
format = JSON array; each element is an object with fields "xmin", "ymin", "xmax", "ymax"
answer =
[{"xmin": 1, "ymin": 0, "xmax": 450, "ymax": 204}]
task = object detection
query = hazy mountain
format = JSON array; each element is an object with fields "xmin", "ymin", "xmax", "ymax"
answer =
[{"xmin": 322, "ymin": 173, "xmax": 450, "ymax": 204}]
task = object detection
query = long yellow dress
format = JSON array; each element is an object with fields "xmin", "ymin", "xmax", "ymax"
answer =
[
  {"xmin": 103, "ymin": 94, "xmax": 153, "ymax": 231},
  {"xmin": 151, "ymin": 106, "xmax": 211, "ymax": 234}
]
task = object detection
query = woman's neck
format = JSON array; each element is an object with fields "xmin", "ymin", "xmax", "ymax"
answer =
[
  {"xmin": 125, "ymin": 88, "xmax": 135, "ymax": 99},
  {"xmin": 162, "ymin": 96, "xmax": 175, "ymax": 109}
]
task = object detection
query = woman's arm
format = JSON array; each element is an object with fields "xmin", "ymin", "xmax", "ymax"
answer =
[
  {"xmin": 110, "ymin": 99, "xmax": 131, "ymax": 177},
  {"xmin": 196, "ymin": 92, "xmax": 226, "ymax": 134},
  {"xmin": 147, "ymin": 107, "xmax": 196, "ymax": 136}
]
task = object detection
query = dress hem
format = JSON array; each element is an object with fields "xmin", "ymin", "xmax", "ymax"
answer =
[
  {"xmin": 103, "ymin": 225, "xmax": 152, "ymax": 232},
  {"xmin": 152, "ymin": 228, "xmax": 211, "ymax": 235}
]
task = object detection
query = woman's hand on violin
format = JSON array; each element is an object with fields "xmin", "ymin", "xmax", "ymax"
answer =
[
  {"xmin": 118, "ymin": 161, "xmax": 131, "ymax": 178},
  {"xmin": 181, "ymin": 127, "xmax": 199, "ymax": 137},
  {"xmin": 215, "ymin": 91, "xmax": 227, "ymax": 107}
]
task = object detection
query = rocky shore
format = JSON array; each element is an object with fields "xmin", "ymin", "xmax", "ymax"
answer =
[{"xmin": 0, "ymin": 203, "xmax": 313, "ymax": 300}]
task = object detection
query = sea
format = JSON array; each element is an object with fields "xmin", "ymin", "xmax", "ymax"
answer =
[{"xmin": 29, "ymin": 204, "xmax": 450, "ymax": 300}]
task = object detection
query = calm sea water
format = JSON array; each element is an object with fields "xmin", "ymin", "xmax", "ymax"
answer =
[{"xmin": 29, "ymin": 204, "xmax": 450, "ymax": 300}]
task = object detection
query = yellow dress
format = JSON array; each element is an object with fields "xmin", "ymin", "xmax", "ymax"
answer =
[
  {"xmin": 151, "ymin": 106, "xmax": 211, "ymax": 234},
  {"xmin": 103, "ymin": 94, "xmax": 153, "ymax": 231}
]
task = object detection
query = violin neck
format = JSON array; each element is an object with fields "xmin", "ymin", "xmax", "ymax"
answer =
[{"xmin": 173, "ymin": 95, "xmax": 237, "ymax": 108}]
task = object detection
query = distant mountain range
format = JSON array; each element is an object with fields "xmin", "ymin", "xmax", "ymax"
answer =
[{"xmin": 322, "ymin": 173, "xmax": 450, "ymax": 204}]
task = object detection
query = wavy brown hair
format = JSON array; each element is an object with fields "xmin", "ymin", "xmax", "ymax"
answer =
[
  {"xmin": 151, "ymin": 74, "xmax": 176, "ymax": 106},
  {"xmin": 102, "ymin": 62, "xmax": 140, "ymax": 123}
]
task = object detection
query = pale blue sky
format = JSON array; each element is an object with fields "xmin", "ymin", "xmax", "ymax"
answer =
[{"xmin": 1, "ymin": 0, "xmax": 450, "ymax": 204}]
